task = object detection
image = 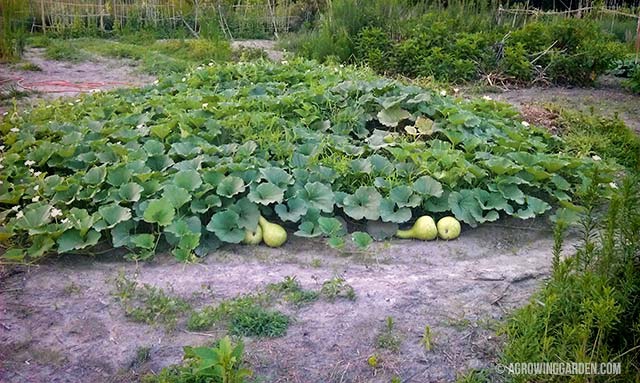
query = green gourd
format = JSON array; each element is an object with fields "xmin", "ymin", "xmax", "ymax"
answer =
[
  {"xmin": 258, "ymin": 216, "xmax": 287, "ymax": 247},
  {"xmin": 396, "ymin": 215, "xmax": 438, "ymax": 240},
  {"xmin": 243, "ymin": 225, "xmax": 262, "ymax": 245}
]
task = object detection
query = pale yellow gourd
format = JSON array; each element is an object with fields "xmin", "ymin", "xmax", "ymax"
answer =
[
  {"xmin": 242, "ymin": 225, "xmax": 263, "ymax": 245},
  {"xmin": 396, "ymin": 215, "xmax": 438, "ymax": 240},
  {"xmin": 258, "ymin": 216, "xmax": 287, "ymax": 247}
]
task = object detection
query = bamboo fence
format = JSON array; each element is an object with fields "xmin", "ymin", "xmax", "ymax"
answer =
[{"xmin": 25, "ymin": 0, "xmax": 301, "ymax": 38}]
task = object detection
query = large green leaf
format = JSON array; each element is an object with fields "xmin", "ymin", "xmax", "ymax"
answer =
[
  {"xmin": 379, "ymin": 198, "xmax": 412, "ymax": 223},
  {"xmin": 57, "ymin": 229, "xmax": 101, "ymax": 253},
  {"xmin": 165, "ymin": 216, "xmax": 202, "ymax": 249},
  {"xmin": 216, "ymin": 176, "xmax": 246, "ymax": 198},
  {"xmin": 260, "ymin": 167, "xmax": 293, "ymax": 189},
  {"xmin": 118, "ymin": 182, "xmax": 144, "ymax": 202},
  {"xmin": 377, "ymin": 107, "xmax": 412, "ymax": 128},
  {"xmin": 318, "ymin": 217, "xmax": 346, "ymax": 237},
  {"xmin": 390, "ymin": 186, "xmax": 421, "ymax": 208},
  {"xmin": 513, "ymin": 196, "xmax": 551, "ymax": 219},
  {"xmin": 206, "ymin": 210, "xmax": 245, "ymax": 243},
  {"xmin": 247, "ymin": 183, "xmax": 284, "ymax": 205},
  {"xmin": 162, "ymin": 185, "xmax": 192, "ymax": 209},
  {"xmin": 98, "ymin": 203, "xmax": 132, "ymax": 229},
  {"xmin": 83, "ymin": 165, "xmax": 107, "ymax": 185},
  {"xmin": 296, "ymin": 182, "xmax": 334, "ymax": 213},
  {"xmin": 275, "ymin": 198, "xmax": 308, "ymax": 222},
  {"xmin": 174, "ymin": 170, "xmax": 202, "ymax": 191},
  {"xmin": 229, "ymin": 198, "xmax": 260, "ymax": 230},
  {"xmin": 343, "ymin": 186, "xmax": 381, "ymax": 220},
  {"xmin": 143, "ymin": 199, "xmax": 175, "ymax": 226},
  {"xmin": 496, "ymin": 183, "xmax": 526, "ymax": 204},
  {"xmin": 14, "ymin": 203, "xmax": 52, "ymax": 230},
  {"xmin": 413, "ymin": 176, "xmax": 443, "ymax": 198}
]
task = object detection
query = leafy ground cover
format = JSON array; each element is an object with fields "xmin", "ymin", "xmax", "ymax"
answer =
[{"xmin": 0, "ymin": 59, "xmax": 620, "ymax": 262}]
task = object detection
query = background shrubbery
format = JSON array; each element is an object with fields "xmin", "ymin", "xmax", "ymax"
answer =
[{"xmin": 287, "ymin": 0, "xmax": 629, "ymax": 85}]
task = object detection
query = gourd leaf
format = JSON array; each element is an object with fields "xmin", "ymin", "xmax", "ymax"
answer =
[
  {"xmin": 206, "ymin": 210, "xmax": 245, "ymax": 243},
  {"xmin": 174, "ymin": 169, "xmax": 202, "ymax": 191},
  {"xmin": 413, "ymin": 176, "xmax": 443, "ymax": 198},
  {"xmin": 379, "ymin": 198, "xmax": 412, "ymax": 223},
  {"xmin": 352, "ymin": 231, "xmax": 373, "ymax": 249},
  {"xmin": 216, "ymin": 176, "xmax": 246, "ymax": 198},
  {"xmin": 247, "ymin": 183, "xmax": 284, "ymax": 205},
  {"xmin": 343, "ymin": 186, "xmax": 382, "ymax": 221},
  {"xmin": 295, "ymin": 182, "xmax": 334, "ymax": 213},
  {"xmin": 377, "ymin": 106, "xmax": 411, "ymax": 127},
  {"xmin": 98, "ymin": 203, "xmax": 132, "ymax": 229},
  {"xmin": 143, "ymin": 199, "xmax": 175, "ymax": 226},
  {"xmin": 162, "ymin": 185, "xmax": 192, "ymax": 209},
  {"xmin": 275, "ymin": 198, "xmax": 308, "ymax": 222}
]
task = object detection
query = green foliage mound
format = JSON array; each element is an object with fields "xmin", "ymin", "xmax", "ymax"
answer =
[
  {"xmin": 0, "ymin": 59, "xmax": 618, "ymax": 262},
  {"xmin": 295, "ymin": 3, "xmax": 626, "ymax": 85}
]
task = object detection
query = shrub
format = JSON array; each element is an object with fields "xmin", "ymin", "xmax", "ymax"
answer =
[
  {"xmin": 501, "ymin": 174, "xmax": 640, "ymax": 382},
  {"xmin": 509, "ymin": 19, "xmax": 625, "ymax": 85},
  {"xmin": 626, "ymin": 65, "xmax": 640, "ymax": 94},
  {"xmin": 296, "ymin": 8, "xmax": 626, "ymax": 85},
  {"xmin": 355, "ymin": 27, "xmax": 394, "ymax": 73}
]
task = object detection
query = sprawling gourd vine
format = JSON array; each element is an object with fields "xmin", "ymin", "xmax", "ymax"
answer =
[{"xmin": 0, "ymin": 59, "xmax": 616, "ymax": 261}]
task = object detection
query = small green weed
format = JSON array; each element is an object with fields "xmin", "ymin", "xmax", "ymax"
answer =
[
  {"xmin": 266, "ymin": 276, "xmax": 319, "ymax": 306},
  {"xmin": 18, "ymin": 62, "xmax": 42, "ymax": 71},
  {"xmin": 0, "ymin": 85, "xmax": 31, "ymax": 104},
  {"xmin": 113, "ymin": 272, "xmax": 191, "ymax": 330},
  {"xmin": 131, "ymin": 346, "xmax": 151, "ymax": 368},
  {"xmin": 375, "ymin": 316, "xmax": 402, "ymax": 352},
  {"xmin": 62, "ymin": 282, "xmax": 82, "ymax": 296},
  {"xmin": 187, "ymin": 282, "xmax": 291, "ymax": 337},
  {"xmin": 320, "ymin": 276, "xmax": 356, "ymax": 302},
  {"xmin": 143, "ymin": 336, "xmax": 251, "ymax": 383},
  {"xmin": 421, "ymin": 325, "xmax": 433, "ymax": 351},
  {"xmin": 455, "ymin": 370, "xmax": 490, "ymax": 383},
  {"xmin": 229, "ymin": 305, "xmax": 289, "ymax": 337}
]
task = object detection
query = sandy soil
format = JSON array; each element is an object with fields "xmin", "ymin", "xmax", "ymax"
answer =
[
  {"xmin": 0, "ymin": 48, "xmax": 155, "ymax": 116},
  {"xmin": 0, "ymin": 217, "xmax": 578, "ymax": 383}
]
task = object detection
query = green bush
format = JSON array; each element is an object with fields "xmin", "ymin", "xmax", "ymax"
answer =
[
  {"xmin": 626, "ymin": 65, "xmax": 640, "ymax": 94},
  {"xmin": 296, "ymin": 8, "xmax": 626, "ymax": 85},
  {"xmin": 509, "ymin": 19, "xmax": 625, "ymax": 85},
  {"xmin": 355, "ymin": 27, "xmax": 394, "ymax": 73},
  {"xmin": 501, "ymin": 174, "xmax": 640, "ymax": 382}
]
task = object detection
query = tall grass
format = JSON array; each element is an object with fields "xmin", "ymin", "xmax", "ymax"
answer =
[{"xmin": 0, "ymin": 0, "xmax": 28, "ymax": 60}]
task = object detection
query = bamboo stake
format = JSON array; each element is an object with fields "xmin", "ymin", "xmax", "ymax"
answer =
[
  {"xmin": 41, "ymin": 0, "xmax": 46, "ymax": 34},
  {"xmin": 635, "ymin": 11, "xmax": 640, "ymax": 64}
]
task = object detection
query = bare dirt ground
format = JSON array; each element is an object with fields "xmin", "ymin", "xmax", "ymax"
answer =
[
  {"xmin": 0, "ymin": 48, "xmax": 155, "ymax": 115},
  {"xmin": 480, "ymin": 77, "xmax": 640, "ymax": 134},
  {"xmin": 0, "ymin": 217, "xmax": 578, "ymax": 383}
]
